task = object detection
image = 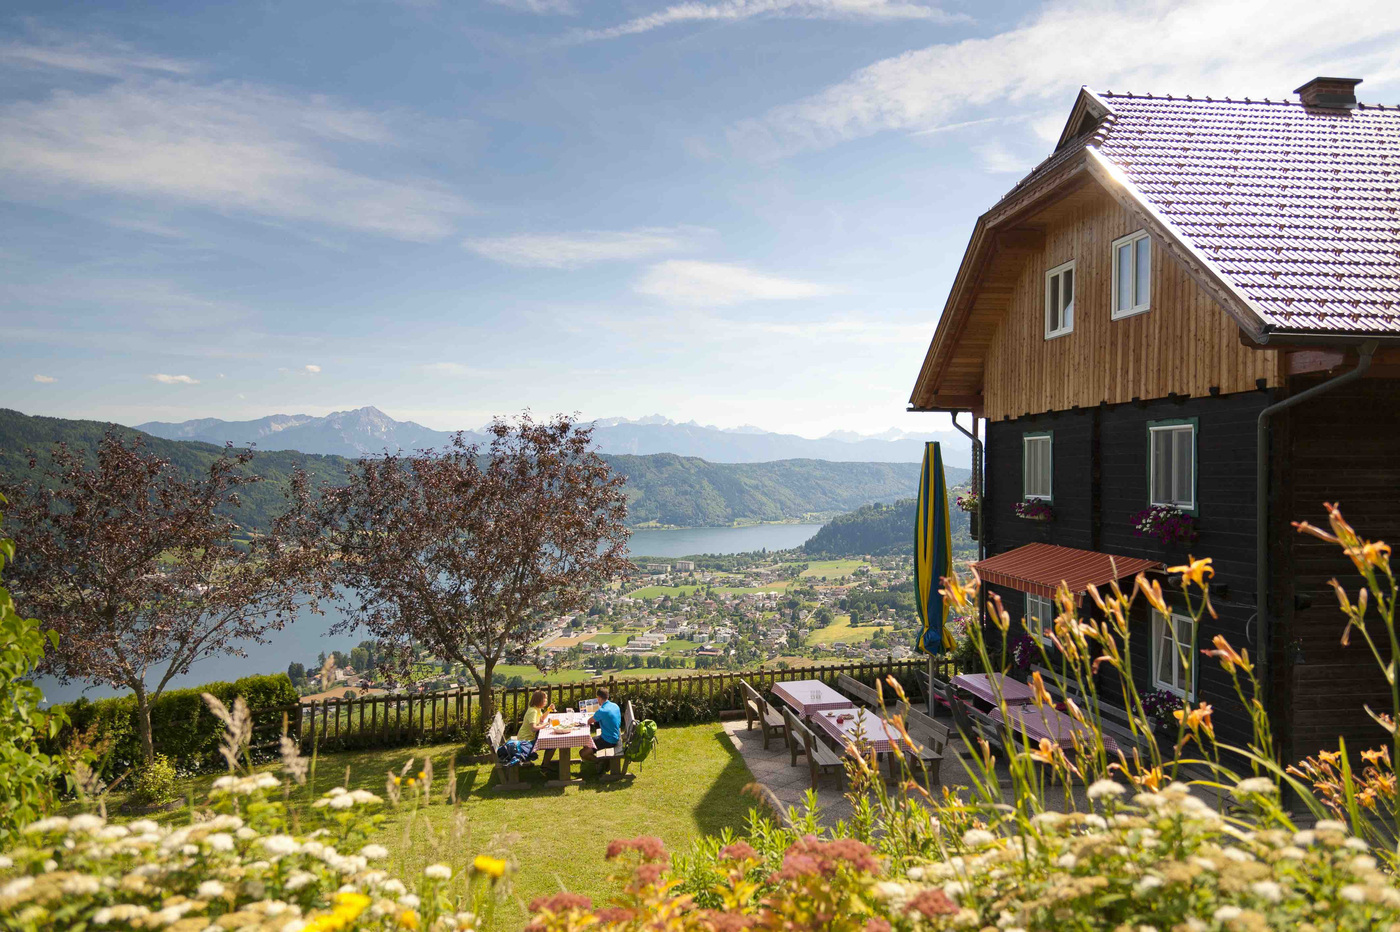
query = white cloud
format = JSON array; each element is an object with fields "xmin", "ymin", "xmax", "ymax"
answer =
[
  {"xmin": 422, "ymin": 362, "xmax": 474, "ymax": 375},
  {"xmin": 303, "ymin": 364, "xmax": 322, "ymax": 374},
  {"xmin": 729, "ymin": 0, "xmax": 1400, "ymax": 157},
  {"xmin": 150, "ymin": 373, "xmax": 200, "ymax": 385},
  {"xmin": 0, "ymin": 34, "xmax": 192, "ymax": 77},
  {"xmin": 32, "ymin": 374, "xmax": 57, "ymax": 383},
  {"xmin": 634, "ymin": 260, "xmax": 834, "ymax": 305},
  {"xmin": 578, "ymin": 0, "xmax": 964, "ymax": 40},
  {"xmin": 0, "ymin": 71, "xmax": 470, "ymax": 240},
  {"xmin": 464, "ymin": 227, "xmax": 709, "ymax": 268}
]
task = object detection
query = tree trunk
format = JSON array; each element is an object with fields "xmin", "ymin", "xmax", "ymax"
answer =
[
  {"xmin": 132, "ymin": 680, "xmax": 155, "ymax": 764},
  {"xmin": 473, "ymin": 659, "xmax": 497, "ymax": 726}
]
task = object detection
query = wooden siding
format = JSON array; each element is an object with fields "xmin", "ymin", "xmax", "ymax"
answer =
[
  {"xmin": 1280, "ymin": 377, "xmax": 1400, "ymax": 761},
  {"xmin": 981, "ymin": 186, "xmax": 1279, "ymax": 421},
  {"xmin": 982, "ymin": 391, "xmax": 1273, "ymax": 749}
]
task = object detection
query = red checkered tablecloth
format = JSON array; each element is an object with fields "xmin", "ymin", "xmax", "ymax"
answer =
[
  {"xmin": 772, "ymin": 679, "xmax": 853, "ymax": 717},
  {"xmin": 532, "ymin": 712, "xmax": 596, "ymax": 751},
  {"xmin": 812, "ymin": 707, "xmax": 896, "ymax": 754}
]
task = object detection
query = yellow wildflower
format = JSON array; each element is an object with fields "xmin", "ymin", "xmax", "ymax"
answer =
[
  {"xmin": 473, "ymin": 854, "xmax": 507, "ymax": 879},
  {"xmin": 398, "ymin": 909, "xmax": 421, "ymax": 929}
]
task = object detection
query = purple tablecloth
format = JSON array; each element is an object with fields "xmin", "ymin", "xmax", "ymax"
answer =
[
  {"xmin": 952, "ymin": 673, "xmax": 1034, "ymax": 705},
  {"xmin": 773, "ymin": 679, "xmax": 855, "ymax": 717},
  {"xmin": 990, "ymin": 705, "xmax": 1121, "ymax": 755}
]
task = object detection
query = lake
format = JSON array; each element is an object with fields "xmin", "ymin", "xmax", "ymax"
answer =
[{"xmin": 35, "ymin": 522, "xmax": 822, "ymax": 706}]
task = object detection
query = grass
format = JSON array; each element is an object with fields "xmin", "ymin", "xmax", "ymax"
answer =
[
  {"xmin": 494, "ymin": 664, "xmax": 597, "ymax": 685},
  {"xmin": 714, "ymin": 581, "xmax": 791, "ymax": 595},
  {"xmin": 798, "ymin": 559, "xmax": 868, "ymax": 579},
  {"xmin": 587, "ymin": 632, "xmax": 632, "ymax": 647},
  {"xmin": 93, "ymin": 723, "xmax": 754, "ymax": 931},
  {"xmin": 628, "ymin": 584, "xmax": 703, "ymax": 599},
  {"xmin": 655, "ymin": 639, "xmax": 700, "ymax": 655},
  {"xmin": 803, "ymin": 613, "xmax": 893, "ymax": 647}
]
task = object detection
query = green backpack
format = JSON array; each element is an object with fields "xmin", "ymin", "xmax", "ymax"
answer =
[{"xmin": 624, "ymin": 719, "xmax": 659, "ymax": 765}]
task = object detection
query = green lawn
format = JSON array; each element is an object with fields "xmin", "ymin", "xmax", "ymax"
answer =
[
  {"xmin": 94, "ymin": 723, "xmax": 753, "ymax": 930},
  {"xmin": 587, "ymin": 632, "xmax": 632, "ymax": 647},
  {"xmin": 803, "ymin": 613, "xmax": 894, "ymax": 647},
  {"xmin": 656, "ymin": 638, "xmax": 700, "ymax": 655},
  {"xmin": 494, "ymin": 663, "xmax": 597, "ymax": 684},
  {"xmin": 628, "ymin": 584, "xmax": 703, "ymax": 599},
  {"xmin": 799, "ymin": 559, "xmax": 868, "ymax": 578}
]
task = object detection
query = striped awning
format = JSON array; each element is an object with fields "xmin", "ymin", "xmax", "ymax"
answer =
[{"xmin": 972, "ymin": 543, "xmax": 1163, "ymax": 599}]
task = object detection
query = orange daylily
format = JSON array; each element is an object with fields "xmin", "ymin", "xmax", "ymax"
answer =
[
  {"xmin": 1166, "ymin": 557, "xmax": 1215, "ymax": 589},
  {"xmin": 1202, "ymin": 635, "xmax": 1251, "ymax": 674}
]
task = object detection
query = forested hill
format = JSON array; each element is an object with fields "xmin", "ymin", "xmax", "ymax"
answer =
[
  {"xmin": 0, "ymin": 409, "xmax": 948, "ymax": 531},
  {"xmin": 802, "ymin": 494, "xmax": 975, "ymax": 558}
]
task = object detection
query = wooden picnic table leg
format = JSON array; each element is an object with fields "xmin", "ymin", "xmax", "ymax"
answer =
[{"xmin": 557, "ymin": 747, "xmax": 572, "ymax": 784}]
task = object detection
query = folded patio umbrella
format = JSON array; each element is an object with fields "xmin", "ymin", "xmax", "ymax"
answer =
[{"xmin": 915, "ymin": 441, "xmax": 955, "ymax": 656}]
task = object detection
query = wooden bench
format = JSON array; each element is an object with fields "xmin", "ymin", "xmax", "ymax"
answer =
[
  {"xmin": 788, "ymin": 712, "xmax": 844, "ymax": 791},
  {"xmin": 836, "ymin": 674, "xmax": 882, "ymax": 709},
  {"xmin": 919, "ymin": 669, "xmax": 956, "ymax": 715},
  {"xmin": 741, "ymin": 680, "xmax": 788, "ymax": 750},
  {"xmin": 942, "ymin": 680, "xmax": 1004, "ymax": 752},
  {"xmin": 894, "ymin": 702, "xmax": 948, "ymax": 783},
  {"xmin": 1030, "ymin": 664, "xmax": 1152, "ymax": 757},
  {"xmin": 781, "ymin": 705, "xmax": 809, "ymax": 767},
  {"xmin": 487, "ymin": 712, "xmax": 530, "ymax": 792},
  {"xmin": 595, "ymin": 700, "xmax": 637, "ymax": 782}
]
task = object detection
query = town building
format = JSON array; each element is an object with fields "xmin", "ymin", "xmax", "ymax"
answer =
[{"xmin": 910, "ymin": 77, "xmax": 1400, "ymax": 761}]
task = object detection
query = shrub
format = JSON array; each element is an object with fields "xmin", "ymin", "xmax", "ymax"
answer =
[
  {"xmin": 0, "ymin": 500, "xmax": 70, "ymax": 844},
  {"xmin": 126, "ymin": 754, "xmax": 177, "ymax": 807},
  {"xmin": 48, "ymin": 673, "xmax": 300, "ymax": 779}
]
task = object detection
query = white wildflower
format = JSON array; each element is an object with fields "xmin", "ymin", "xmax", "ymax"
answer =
[
  {"xmin": 361, "ymin": 844, "xmax": 389, "ymax": 860},
  {"xmin": 1031, "ymin": 811, "xmax": 1064, "ymax": 828},
  {"xmin": 962, "ymin": 829, "xmax": 995, "ymax": 848},
  {"xmin": 1276, "ymin": 845, "xmax": 1306, "ymax": 860},
  {"xmin": 328, "ymin": 794, "xmax": 356, "ymax": 810},
  {"xmin": 128, "ymin": 820, "xmax": 159, "ymax": 834},
  {"xmin": 424, "ymin": 864, "xmax": 452, "ymax": 880},
  {"xmin": 261, "ymin": 835, "xmax": 300, "ymax": 857},
  {"xmin": 285, "ymin": 871, "xmax": 317, "ymax": 891},
  {"xmin": 943, "ymin": 881, "xmax": 967, "ymax": 901},
  {"xmin": 1222, "ymin": 848, "xmax": 1251, "ymax": 863},
  {"xmin": 873, "ymin": 881, "xmax": 905, "ymax": 900},
  {"xmin": 24, "ymin": 817, "xmax": 69, "ymax": 834},
  {"xmin": 1292, "ymin": 830, "xmax": 1316, "ymax": 846},
  {"xmin": 237, "ymin": 827, "xmax": 258, "ymax": 840},
  {"xmin": 1344, "ymin": 837, "xmax": 1370, "ymax": 852},
  {"xmin": 1213, "ymin": 906, "xmax": 1242, "ymax": 921},
  {"xmin": 1352, "ymin": 855, "xmax": 1378, "ymax": 872},
  {"xmin": 1315, "ymin": 819, "xmax": 1347, "ymax": 833},
  {"xmin": 906, "ymin": 866, "xmax": 925, "ymax": 880},
  {"xmin": 380, "ymin": 879, "xmax": 407, "ymax": 897},
  {"xmin": 1339, "ymin": 885, "xmax": 1366, "ymax": 903},
  {"xmin": 1088, "ymin": 779, "xmax": 1125, "ymax": 800},
  {"xmin": 1056, "ymin": 854, "xmax": 1077, "ymax": 869},
  {"xmin": 1134, "ymin": 876, "xmax": 1163, "ymax": 894},
  {"xmin": 1083, "ymin": 814, "xmax": 1107, "ymax": 830},
  {"xmin": 198, "ymin": 880, "xmax": 226, "ymax": 898},
  {"xmin": 1, "ymin": 877, "xmax": 33, "ymax": 898},
  {"xmin": 1250, "ymin": 880, "xmax": 1282, "ymax": 902},
  {"xmin": 1233, "ymin": 777, "xmax": 1277, "ymax": 796},
  {"xmin": 69, "ymin": 814, "xmax": 104, "ymax": 832},
  {"xmin": 0, "ymin": 856, "xmax": 10, "ymax": 869},
  {"xmin": 206, "ymin": 833, "xmax": 235, "ymax": 853},
  {"xmin": 42, "ymin": 859, "xmax": 57, "ymax": 872},
  {"xmin": 399, "ymin": 894, "xmax": 421, "ymax": 910},
  {"xmin": 60, "ymin": 875, "xmax": 101, "ymax": 895}
]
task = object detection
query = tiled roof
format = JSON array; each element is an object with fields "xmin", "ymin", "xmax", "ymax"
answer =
[{"xmin": 1090, "ymin": 93, "xmax": 1400, "ymax": 335}]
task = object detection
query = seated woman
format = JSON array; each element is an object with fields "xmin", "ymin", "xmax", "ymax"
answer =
[{"xmin": 518, "ymin": 690, "xmax": 554, "ymax": 764}]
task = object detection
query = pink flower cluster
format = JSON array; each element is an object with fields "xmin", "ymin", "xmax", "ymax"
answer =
[
  {"xmin": 1014, "ymin": 499, "xmax": 1053, "ymax": 520},
  {"xmin": 1132, "ymin": 505, "xmax": 1198, "ymax": 545}
]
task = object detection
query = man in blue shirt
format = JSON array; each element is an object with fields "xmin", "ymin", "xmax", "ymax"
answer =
[{"xmin": 580, "ymin": 687, "xmax": 622, "ymax": 762}]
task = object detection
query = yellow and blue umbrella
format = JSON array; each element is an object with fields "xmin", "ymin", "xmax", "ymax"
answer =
[{"xmin": 915, "ymin": 441, "xmax": 956, "ymax": 655}]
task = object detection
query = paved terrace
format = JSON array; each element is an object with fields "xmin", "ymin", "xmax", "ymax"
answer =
[{"xmin": 722, "ymin": 717, "xmax": 1095, "ymax": 825}]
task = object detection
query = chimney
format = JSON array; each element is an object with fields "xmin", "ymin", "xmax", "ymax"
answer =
[{"xmin": 1294, "ymin": 76, "xmax": 1362, "ymax": 109}]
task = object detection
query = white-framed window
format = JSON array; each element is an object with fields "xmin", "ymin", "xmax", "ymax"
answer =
[
  {"xmin": 1152, "ymin": 609, "xmax": 1196, "ymax": 699},
  {"xmin": 1025, "ymin": 593, "xmax": 1055, "ymax": 643},
  {"xmin": 1112, "ymin": 230, "xmax": 1152, "ymax": 318},
  {"xmin": 1149, "ymin": 421, "xmax": 1196, "ymax": 510},
  {"xmin": 1023, "ymin": 432, "xmax": 1052, "ymax": 500},
  {"xmin": 1045, "ymin": 260, "xmax": 1075, "ymax": 338}
]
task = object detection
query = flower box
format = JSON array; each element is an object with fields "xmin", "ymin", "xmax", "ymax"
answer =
[
  {"xmin": 1132, "ymin": 505, "xmax": 1198, "ymax": 545},
  {"xmin": 1014, "ymin": 499, "xmax": 1053, "ymax": 521}
]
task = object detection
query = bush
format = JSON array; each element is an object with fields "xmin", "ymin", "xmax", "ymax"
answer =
[
  {"xmin": 0, "ymin": 502, "xmax": 69, "ymax": 844},
  {"xmin": 48, "ymin": 673, "xmax": 300, "ymax": 779},
  {"xmin": 126, "ymin": 754, "xmax": 177, "ymax": 807}
]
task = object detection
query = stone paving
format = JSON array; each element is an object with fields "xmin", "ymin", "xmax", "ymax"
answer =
[{"xmin": 721, "ymin": 715, "xmax": 1095, "ymax": 826}]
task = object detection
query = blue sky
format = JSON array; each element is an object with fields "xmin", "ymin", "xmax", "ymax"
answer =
[{"xmin": 4, "ymin": 0, "xmax": 1399, "ymax": 438}]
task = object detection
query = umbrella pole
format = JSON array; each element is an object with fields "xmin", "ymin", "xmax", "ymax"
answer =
[{"xmin": 927, "ymin": 656, "xmax": 934, "ymax": 716}]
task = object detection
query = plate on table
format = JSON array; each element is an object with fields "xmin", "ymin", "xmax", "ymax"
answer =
[{"xmin": 550, "ymin": 725, "xmax": 573, "ymax": 733}]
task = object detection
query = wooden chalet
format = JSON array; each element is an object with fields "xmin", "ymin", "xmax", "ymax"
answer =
[{"xmin": 910, "ymin": 77, "xmax": 1400, "ymax": 760}]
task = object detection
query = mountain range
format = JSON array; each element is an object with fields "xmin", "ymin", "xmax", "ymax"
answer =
[
  {"xmin": 2, "ymin": 409, "xmax": 966, "ymax": 531},
  {"xmin": 136, "ymin": 408, "xmax": 970, "ymax": 466}
]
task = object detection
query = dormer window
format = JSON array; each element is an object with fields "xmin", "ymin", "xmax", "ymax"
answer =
[
  {"xmin": 1045, "ymin": 260, "xmax": 1075, "ymax": 339},
  {"xmin": 1112, "ymin": 231, "xmax": 1151, "ymax": 318}
]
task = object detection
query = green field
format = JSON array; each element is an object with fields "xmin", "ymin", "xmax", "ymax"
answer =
[
  {"xmin": 799, "ymin": 558, "xmax": 868, "ymax": 578},
  {"xmin": 656, "ymin": 638, "xmax": 700, "ymax": 655},
  {"xmin": 587, "ymin": 632, "xmax": 632, "ymax": 647},
  {"xmin": 628, "ymin": 584, "xmax": 703, "ymax": 599},
  {"xmin": 492, "ymin": 664, "xmax": 596, "ymax": 685},
  {"xmin": 714, "ymin": 580, "xmax": 791, "ymax": 595},
  {"xmin": 803, "ymin": 613, "xmax": 893, "ymax": 647}
]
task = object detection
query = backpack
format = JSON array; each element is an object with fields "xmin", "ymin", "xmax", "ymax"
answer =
[{"xmin": 624, "ymin": 719, "xmax": 659, "ymax": 765}]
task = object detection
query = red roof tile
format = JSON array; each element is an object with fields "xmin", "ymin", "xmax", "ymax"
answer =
[
  {"xmin": 1088, "ymin": 93, "xmax": 1400, "ymax": 336},
  {"xmin": 973, "ymin": 542, "xmax": 1162, "ymax": 599}
]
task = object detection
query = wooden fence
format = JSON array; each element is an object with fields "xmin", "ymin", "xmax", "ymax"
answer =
[{"xmin": 290, "ymin": 657, "xmax": 956, "ymax": 752}]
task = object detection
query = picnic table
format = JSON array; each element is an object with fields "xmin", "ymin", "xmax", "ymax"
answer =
[
  {"xmin": 952, "ymin": 672, "xmax": 1034, "ymax": 706},
  {"xmin": 811, "ymin": 707, "xmax": 904, "ymax": 782},
  {"xmin": 990, "ymin": 704, "xmax": 1121, "ymax": 755},
  {"xmin": 773, "ymin": 679, "xmax": 853, "ymax": 717},
  {"xmin": 533, "ymin": 711, "xmax": 594, "ymax": 786}
]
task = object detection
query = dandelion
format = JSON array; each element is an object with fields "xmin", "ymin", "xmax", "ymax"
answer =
[
  {"xmin": 423, "ymin": 864, "xmax": 452, "ymax": 881},
  {"xmin": 472, "ymin": 855, "xmax": 507, "ymax": 879}
]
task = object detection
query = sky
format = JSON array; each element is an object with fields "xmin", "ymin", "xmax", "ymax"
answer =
[{"xmin": 4, "ymin": 0, "xmax": 1400, "ymax": 439}]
